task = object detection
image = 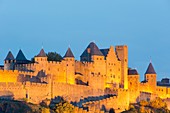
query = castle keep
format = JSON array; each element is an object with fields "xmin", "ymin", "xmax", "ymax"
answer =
[{"xmin": 0, "ymin": 42, "xmax": 169, "ymax": 112}]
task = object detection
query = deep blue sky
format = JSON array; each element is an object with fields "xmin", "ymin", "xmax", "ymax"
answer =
[{"xmin": 0, "ymin": 0, "xmax": 170, "ymax": 81}]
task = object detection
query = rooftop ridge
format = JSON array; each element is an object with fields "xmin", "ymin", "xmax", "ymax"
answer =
[
  {"xmin": 5, "ymin": 51, "xmax": 15, "ymax": 61},
  {"xmin": 64, "ymin": 47, "xmax": 74, "ymax": 58},
  {"xmin": 16, "ymin": 49, "xmax": 27, "ymax": 61},
  {"xmin": 81, "ymin": 42, "xmax": 104, "ymax": 58},
  {"xmin": 37, "ymin": 48, "xmax": 47, "ymax": 57},
  {"xmin": 145, "ymin": 62, "xmax": 156, "ymax": 74}
]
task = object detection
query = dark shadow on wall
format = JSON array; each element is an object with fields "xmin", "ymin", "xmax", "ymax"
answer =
[
  {"xmin": 101, "ymin": 105, "xmax": 106, "ymax": 112},
  {"xmin": 75, "ymin": 78, "xmax": 88, "ymax": 86}
]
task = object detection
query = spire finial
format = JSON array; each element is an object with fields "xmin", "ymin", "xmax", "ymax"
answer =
[
  {"xmin": 150, "ymin": 56, "xmax": 152, "ymax": 63},
  {"xmin": 68, "ymin": 44, "xmax": 70, "ymax": 48},
  {"xmin": 42, "ymin": 42, "xmax": 44, "ymax": 49}
]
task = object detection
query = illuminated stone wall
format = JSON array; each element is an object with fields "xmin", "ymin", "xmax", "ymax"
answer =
[{"xmin": 0, "ymin": 43, "xmax": 170, "ymax": 110}]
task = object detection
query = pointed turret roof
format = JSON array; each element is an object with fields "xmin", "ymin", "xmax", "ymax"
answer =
[
  {"xmin": 37, "ymin": 49, "xmax": 47, "ymax": 57},
  {"xmin": 64, "ymin": 48, "xmax": 74, "ymax": 58},
  {"xmin": 145, "ymin": 62, "xmax": 156, "ymax": 74},
  {"xmin": 5, "ymin": 51, "xmax": 15, "ymax": 60},
  {"xmin": 16, "ymin": 49, "xmax": 27, "ymax": 61},
  {"xmin": 100, "ymin": 49, "xmax": 109, "ymax": 57},
  {"xmin": 81, "ymin": 42, "xmax": 104, "ymax": 57}
]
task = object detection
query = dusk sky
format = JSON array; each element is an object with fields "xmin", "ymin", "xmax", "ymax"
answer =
[{"xmin": 0, "ymin": 0, "xmax": 170, "ymax": 81}]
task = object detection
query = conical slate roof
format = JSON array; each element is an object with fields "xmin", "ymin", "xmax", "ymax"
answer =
[
  {"xmin": 81, "ymin": 42, "xmax": 104, "ymax": 57},
  {"xmin": 16, "ymin": 49, "xmax": 27, "ymax": 61},
  {"xmin": 100, "ymin": 49, "xmax": 109, "ymax": 57},
  {"xmin": 64, "ymin": 48, "xmax": 74, "ymax": 58},
  {"xmin": 5, "ymin": 51, "xmax": 15, "ymax": 60},
  {"xmin": 145, "ymin": 62, "xmax": 156, "ymax": 74},
  {"xmin": 128, "ymin": 68, "xmax": 139, "ymax": 75},
  {"xmin": 37, "ymin": 49, "xmax": 47, "ymax": 57}
]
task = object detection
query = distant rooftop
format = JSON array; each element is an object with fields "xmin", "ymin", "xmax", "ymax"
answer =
[
  {"xmin": 145, "ymin": 62, "xmax": 156, "ymax": 74},
  {"xmin": 16, "ymin": 50, "xmax": 27, "ymax": 61},
  {"xmin": 81, "ymin": 42, "xmax": 104, "ymax": 57},
  {"xmin": 128, "ymin": 68, "xmax": 139, "ymax": 75},
  {"xmin": 64, "ymin": 48, "xmax": 74, "ymax": 58},
  {"xmin": 5, "ymin": 51, "xmax": 15, "ymax": 61},
  {"xmin": 37, "ymin": 49, "xmax": 47, "ymax": 57},
  {"xmin": 100, "ymin": 49, "xmax": 109, "ymax": 57}
]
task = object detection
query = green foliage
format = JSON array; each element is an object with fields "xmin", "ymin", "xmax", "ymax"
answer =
[
  {"xmin": 31, "ymin": 52, "xmax": 62, "ymax": 63},
  {"xmin": 122, "ymin": 98, "xmax": 170, "ymax": 113},
  {"xmin": 149, "ymin": 97, "xmax": 166, "ymax": 109},
  {"xmin": 47, "ymin": 52, "xmax": 62, "ymax": 62},
  {"xmin": 53, "ymin": 101, "xmax": 75, "ymax": 113},
  {"xmin": 0, "ymin": 100, "xmax": 34, "ymax": 113},
  {"xmin": 139, "ymin": 106, "xmax": 145, "ymax": 113},
  {"xmin": 41, "ymin": 107, "xmax": 50, "ymax": 113},
  {"xmin": 122, "ymin": 108, "xmax": 138, "ymax": 113},
  {"xmin": 140, "ymin": 100, "xmax": 149, "ymax": 107},
  {"xmin": 129, "ymin": 105, "xmax": 135, "ymax": 110}
]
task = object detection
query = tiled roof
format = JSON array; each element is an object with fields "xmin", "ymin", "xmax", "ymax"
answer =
[
  {"xmin": 37, "ymin": 49, "xmax": 47, "ymax": 57},
  {"xmin": 16, "ymin": 50, "xmax": 27, "ymax": 61},
  {"xmin": 64, "ymin": 48, "xmax": 74, "ymax": 58},
  {"xmin": 100, "ymin": 49, "xmax": 109, "ymax": 57},
  {"xmin": 81, "ymin": 42, "xmax": 104, "ymax": 57},
  {"xmin": 5, "ymin": 51, "xmax": 15, "ymax": 60},
  {"xmin": 128, "ymin": 68, "xmax": 139, "ymax": 75},
  {"xmin": 145, "ymin": 62, "xmax": 156, "ymax": 74}
]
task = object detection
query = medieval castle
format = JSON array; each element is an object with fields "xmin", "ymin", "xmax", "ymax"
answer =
[{"xmin": 0, "ymin": 42, "xmax": 169, "ymax": 112}]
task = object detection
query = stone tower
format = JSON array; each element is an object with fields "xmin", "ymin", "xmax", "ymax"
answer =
[
  {"xmin": 4, "ymin": 51, "xmax": 15, "ymax": 70},
  {"xmin": 34, "ymin": 48, "xmax": 48, "ymax": 71},
  {"xmin": 80, "ymin": 42, "xmax": 105, "ymax": 75},
  {"xmin": 63, "ymin": 47, "xmax": 75, "ymax": 84},
  {"xmin": 115, "ymin": 45, "xmax": 128, "ymax": 89},
  {"xmin": 145, "ymin": 62, "xmax": 157, "ymax": 93},
  {"xmin": 35, "ymin": 48, "xmax": 47, "ymax": 63}
]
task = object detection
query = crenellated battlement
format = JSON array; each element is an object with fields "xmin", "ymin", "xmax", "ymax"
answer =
[
  {"xmin": 0, "ymin": 42, "xmax": 169, "ymax": 111},
  {"xmin": 118, "ymin": 88, "xmax": 128, "ymax": 92},
  {"xmin": 18, "ymin": 71, "xmax": 34, "ymax": 75},
  {"xmin": 0, "ymin": 70, "xmax": 18, "ymax": 73},
  {"xmin": 81, "ymin": 61, "xmax": 94, "ymax": 66},
  {"xmin": 48, "ymin": 61, "xmax": 62, "ymax": 65},
  {"xmin": 15, "ymin": 63, "xmax": 36, "ymax": 67},
  {"xmin": 0, "ymin": 82, "xmax": 24, "ymax": 90}
]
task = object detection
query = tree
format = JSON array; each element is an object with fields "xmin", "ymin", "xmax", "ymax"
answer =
[
  {"xmin": 55, "ymin": 101, "xmax": 75, "ymax": 113},
  {"xmin": 41, "ymin": 107, "xmax": 50, "ymax": 113},
  {"xmin": 47, "ymin": 52, "xmax": 62, "ymax": 62},
  {"xmin": 31, "ymin": 52, "xmax": 63, "ymax": 63},
  {"xmin": 139, "ymin": 100, "xmax": 149, "ymax": 107},
  {"xmin": 139, "ymin": 106, "xmax": 145, "ymax": 113},
  {"xmin": 149, "ymin": 97, "xmax": 166, "ymax": 109}
]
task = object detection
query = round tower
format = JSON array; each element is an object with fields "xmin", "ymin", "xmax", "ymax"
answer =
[
  {"xmin": 4, "ymin": 51, "xmax": 15, "ymax": 70},
  {"xmin": 34, "ymin": 48, "xmax": 48, "ymax": 71},
  {"xmin": 35, "ymin": 48, "xmax": 47, "ymax": 63},
  {"xmin": 145, "ymin": 62, "xmax": 157, "ymax": 93},
  {"xmin": 63, "ymin": 47, "xmax": 75, "ymax": 84}
]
